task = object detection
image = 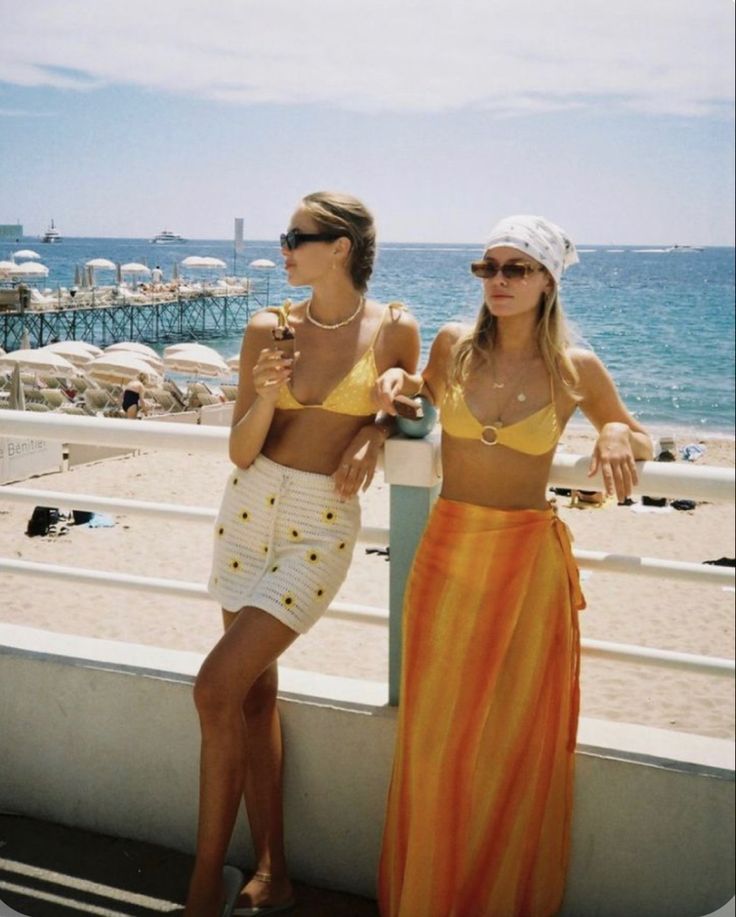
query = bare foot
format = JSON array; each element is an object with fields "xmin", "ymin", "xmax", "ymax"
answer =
[{"xmin": 237, "ymin": 871, "xmax": 294, "ymax": 910}]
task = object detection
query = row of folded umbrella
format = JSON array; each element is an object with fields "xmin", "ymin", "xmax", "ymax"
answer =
[{"xmin": 0, "ymin": 340, "xmax": 239, "ymax": 384}]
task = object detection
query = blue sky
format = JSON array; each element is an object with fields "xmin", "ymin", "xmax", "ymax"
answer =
[{"xmin": 1, "ymin": 0, "xmax": 733, "ymax": 245}]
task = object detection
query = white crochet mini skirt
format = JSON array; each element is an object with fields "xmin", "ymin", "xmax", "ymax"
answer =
[{"xmin": 208, "ymin": 454, "xmax": 361, "ymax": 634}]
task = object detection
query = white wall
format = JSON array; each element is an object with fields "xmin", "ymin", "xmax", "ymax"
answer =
[{"xmin": 0, "ymin": 624, "xmax": 732, "ymax": 916}]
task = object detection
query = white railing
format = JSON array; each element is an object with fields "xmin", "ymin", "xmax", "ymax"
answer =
[{"xmin": 1, "ymin": 410, "xmax": 734, "ymax": 698}]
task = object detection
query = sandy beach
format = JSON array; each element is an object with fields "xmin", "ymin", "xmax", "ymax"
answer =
[{"xmin": 1, "ymin": 425, "xmax": 733, "ymax": 739}]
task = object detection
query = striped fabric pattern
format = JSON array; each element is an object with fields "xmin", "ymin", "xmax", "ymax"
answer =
[{"xmin": 379, "ymin": 498, "xmax": 585, "ymax": 917}]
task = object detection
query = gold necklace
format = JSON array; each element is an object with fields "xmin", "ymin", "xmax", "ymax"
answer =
[
  {"xmin": 488, "ymin": 351, "xmax": 532, "ymax": 400},
  {"xmin": 306, "ymin": 296, "xmax": 364, "ymax": 330}
]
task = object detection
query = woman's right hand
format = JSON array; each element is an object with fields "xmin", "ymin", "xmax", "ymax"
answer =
[
  {"xmin": 252, "ymin": 347, "xmax": 294, "ymax": 403},
  {"xmin": 374, "ymin": 367, "xmax": 408, "ymax": 415}
]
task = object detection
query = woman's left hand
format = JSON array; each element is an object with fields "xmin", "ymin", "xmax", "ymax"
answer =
[
  {"xmin": 333, "ymin": 424, "xmax": 386, "ymax": 500},
  {"xmin": 588, "ymin": 422, "xmax": 640, "ymax": 503}
]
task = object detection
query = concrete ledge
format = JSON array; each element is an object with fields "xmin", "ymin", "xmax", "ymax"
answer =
[{"xmin": 0, "ymin": 625, "xmax": 733, "ymax": 915}]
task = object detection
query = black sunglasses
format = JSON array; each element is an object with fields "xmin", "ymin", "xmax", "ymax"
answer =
[
  {"xmin": 470, "ymin": 259, "xmax": 543, "ymax": 281},
  {"xmin": 280, "ymin": 229, "xmax": 345, "ymax": 250}
]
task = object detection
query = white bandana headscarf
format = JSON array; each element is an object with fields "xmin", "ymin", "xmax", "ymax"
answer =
[{"xmin": 484, "ymin": 215, "xmax": 579, "ymax": 285}]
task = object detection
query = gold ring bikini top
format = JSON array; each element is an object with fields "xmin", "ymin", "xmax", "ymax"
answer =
[
  {"xmin": 275, "ymin": 304, "xmax": 399, "ymax": 417},
  {"xmin": 440, "ymin": 376, "xmax": 560, "ymax": 455}
]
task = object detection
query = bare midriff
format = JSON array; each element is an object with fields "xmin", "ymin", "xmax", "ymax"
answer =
[
  {"xmin": 439, "ymin": 433, "xmax": 559, "ymax": 510},
  {"xmin": 261, "ymin": 407, "xmax": 374, "ymax": 475}
]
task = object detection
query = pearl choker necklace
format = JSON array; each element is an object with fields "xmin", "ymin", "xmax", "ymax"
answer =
[{"xmin": 306, "ymin": 296, "xmax": 364, "ymax": 330}]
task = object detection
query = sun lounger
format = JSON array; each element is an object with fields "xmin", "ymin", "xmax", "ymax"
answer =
[
  {"xmin": 84, "ymin": 389, "xmax": 114, "ymax": 413},
  {"xmin": 40, "ymin": 388, "xmax": 72, "ymax": 410},
  {"xmin": 162, "ymin": 380, "xmax": 186, "ymax": 405},
  {"xmin": 148, "ymin": 388, "xmax": 180, "ymax": 413},
  {"xmin": 188, "ymin": 381, "xmax": 214, "ymax": 396},
  {"xmin": 220, "ymin": 384, "xmax": 239, "ymax": 401},
  {"xmin": 59, "ymin": 404, "xmax": 93, "ymax": 415},
  {"xmin": 188, "ymin": 391, "xmax": 223, "ymax": 408}
]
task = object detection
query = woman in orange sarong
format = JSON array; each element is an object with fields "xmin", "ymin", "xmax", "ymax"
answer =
[{"xmin": 375, "ymin": 215, "xmax": 653, "ymax": 917}]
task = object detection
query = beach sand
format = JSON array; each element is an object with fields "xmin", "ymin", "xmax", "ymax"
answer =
[{"xmin": 1, "ymin": 426, "xmax": 733, "ymax": 739}]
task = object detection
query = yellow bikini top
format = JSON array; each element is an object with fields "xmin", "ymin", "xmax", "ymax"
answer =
[
  {"xmin": 275, "ymin": 304, "xmax": 398, "ymax": 416},
  {"xmin": 441, "ymin": 376, "xmax": 560, "ymax": 455}
]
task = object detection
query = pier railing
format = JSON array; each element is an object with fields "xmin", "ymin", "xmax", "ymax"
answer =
[
  {"xmin": 0, "ymin": 281, "xmax": 272, "ymax": 351},
  {"xmin": 0, "ymin": 409, "xmax": 734, "ymax": 707}
]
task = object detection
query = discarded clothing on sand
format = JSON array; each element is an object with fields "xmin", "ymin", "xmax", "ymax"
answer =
[
  {"xmin": 681, "ymin": 443, "xmax": 706, "ymax": 462},
  {"xmin": 83, "ymin": 513, "xmax": 116, "ymax": 528},
  {"xmin": 630, "ymin": 502, "xmax": 674, "ymax": 515},
  {"xmin": 671, "ymin": 499, "xmax": 697, "ymax": 511}
]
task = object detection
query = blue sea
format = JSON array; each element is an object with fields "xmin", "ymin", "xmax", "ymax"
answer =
[{"xmin": 6, "ymin": 237, "xmax": 735, "ymax": 436}]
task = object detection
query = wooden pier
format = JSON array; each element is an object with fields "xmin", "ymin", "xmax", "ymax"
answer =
[{"xmin": 0, "ymin": 287, "xmax": 268, "ymax": 351}]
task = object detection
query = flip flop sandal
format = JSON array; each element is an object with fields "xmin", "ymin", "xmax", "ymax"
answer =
[
  {"xmin": 233, "ymin": 901, "xmax": 296, "ymax": 916},
  {"xmin": 222, "ymin": 866, "xmax": 245, "ymax": 917}
]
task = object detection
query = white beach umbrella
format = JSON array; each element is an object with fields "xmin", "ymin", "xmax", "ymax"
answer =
[
  {"xmin": 9, "ymin": 261, "xmax": 49, "ymax": 277},
  {"xmin": 85, "ymin": 352, "xmax": 162, "ymax": 385},
  {"xmin": 42, "ymin": 341, "xmax": 103, "ymax": 366},
  {"xmin": 105, "ymin": 341, "xmax": 160, "ymax": 359},
  {"xmin": 45, "ymin": 340, "xmax": 102, "ymax": 357},
  {"xmin": 164, "ymin": 342, "xmax": 222, "ymax": 360},
  {"xmin": 105, "ymin": 341, "xmax": 163, "ymax": 372},
  {"xmin": 164, "ymin": 347, "xmax": 230, "ymax": 377},
  {"xmin": 85, "ymin": 257, "xmax": 117, "ymax": 286},
  {"xmin": 0, "ymin": 260, "xmax": 16, "ymax": 276},
  {"xmin": 249, "ymin": 258, "xmax": 276, "ymax": 269},
  {"xmin": 120, "ymin": 262, "xmax": 152, "ymax": 276},
  {"xmin": 0, "ymin": 348, "xmax": 77, "ymax": 374},
  {"xmin": 181, "ymin": 256, "xmax": 227, "ymax": 269},
  {"xmin": 12, "ymin": 249, "xmax": 41, "ymax": 260}
]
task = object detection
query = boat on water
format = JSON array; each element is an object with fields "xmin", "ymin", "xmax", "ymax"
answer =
[
  {"xmin": 151, "ymin": 229, "xmax": 187, "ymax": 244},
  {"xmin": 40, "ymin": 219, "xmax": 62, "ymax": 243},
  {"xmin": 666, "ymin": 244, "xmax": 704, "ymax": 252}
]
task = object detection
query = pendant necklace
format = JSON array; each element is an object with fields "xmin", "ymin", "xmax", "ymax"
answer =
[
  {"xmin": 487, "ymin": 350, "xmax": 533, "ymax": 425},
  {"xmin": 306, "ymin": 296, "xmax": 365, "ymax": 330}
]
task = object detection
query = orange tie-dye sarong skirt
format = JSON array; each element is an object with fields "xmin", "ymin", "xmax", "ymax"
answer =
[{"xmin": 378, "ymin": 498, "xmax": 585, "ymax": 917}]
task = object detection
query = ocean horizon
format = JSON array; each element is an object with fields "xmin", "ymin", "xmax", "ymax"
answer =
[{"xmin": 3, "ymin": 237, "xmax": 734, "ymax": 438}]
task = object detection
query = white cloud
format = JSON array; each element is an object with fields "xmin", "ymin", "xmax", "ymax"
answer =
[{"xmin": 0, "ymin": 0, "xmax": 733, "ymax": 117}]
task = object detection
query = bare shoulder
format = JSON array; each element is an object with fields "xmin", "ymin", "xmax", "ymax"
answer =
[
  {"xmin": 435, "ymin": 321, "xmax": 469, "ymax": 351},
  {"xmin": 567, "ymin": 346, "xmax": 608, "ymax": 381},
  {"xmin": 566, "ymin": 346, "xmax": 623, "ymax": 404},
  {"xmin": 382, "ymin": 300, "xmax": 420, "ymax": 336},
  {"xmin": 245, "ymin": 305, "xmax": 299, "ymax": 347},
  {"xmin": 249, "ymin": 307, "xmax": 285, "ymax": 333}
]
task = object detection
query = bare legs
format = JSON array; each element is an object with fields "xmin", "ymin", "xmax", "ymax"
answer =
[
  {"xmin": 184, "ymin": 606, "xmax": 298, "ymax": 917},
  {"xmin": 232, "ymin": 616, "xmax": 293, "ymax": 910}
]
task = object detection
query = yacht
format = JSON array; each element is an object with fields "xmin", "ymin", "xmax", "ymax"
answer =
[
  {"xmin": 151, "ymin": 229, "xmax": 187, "ymax": 244},
  {"xmin": 40, "ymin": 219, "xmax": 62, "ymax": 243}
]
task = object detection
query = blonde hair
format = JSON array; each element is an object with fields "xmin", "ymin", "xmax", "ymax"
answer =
[
  {"xmin": 301, "ymin": 191, "xmax": 376, "ymax": 292},
  {"xmin": 451, "ymin": 280, "xmax": 580, "ymax": 393}
]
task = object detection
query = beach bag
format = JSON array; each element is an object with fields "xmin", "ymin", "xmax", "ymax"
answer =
[
  {"xmin": 26, "ymin": 506, "xmax": 60, "ymax": 537},
  {"xmin": 72, "ymin": 509, "xmax": 95, "ymax": 525}
]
